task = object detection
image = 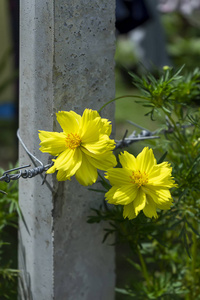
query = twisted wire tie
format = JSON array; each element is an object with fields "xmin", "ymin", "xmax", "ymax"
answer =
[{"xmin": 0, "ymin": 129, "xmax": 53, "ymax": 184}]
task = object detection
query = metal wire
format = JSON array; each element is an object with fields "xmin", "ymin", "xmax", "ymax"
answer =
[
  {"xmin": 17, "ymin": 129, "xmax": 43, "ymax": 166},
  {"xmin": 1, "ymin": 119, "xmax": 191, "ymax": 187},
  {"xmin": 0, "ymin": 163, "xmax": 53, "ymax": 184},
  {"xmin": 115, "ymin": 121, "xmax": 160, "ymax": 149},
  {"xmin": 0, "ymin": 130, "xmax": 53, "ymax": 185},
  {"xmin": 115, "ymin": 118, "xmax": 194, "ymax": 149}
]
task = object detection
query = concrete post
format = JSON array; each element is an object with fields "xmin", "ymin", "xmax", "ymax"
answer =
[{"xmin": 19, "ymin": 1, "xmax": 116, "ymax": 299}]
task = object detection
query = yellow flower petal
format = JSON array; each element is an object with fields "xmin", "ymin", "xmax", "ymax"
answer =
[
  {"xmin": 80, "ymin": 109, "xmax": 113, "ymax": 145},
  {"xmin": 119, "ymin": 151, "xmax": 137, "ymax": 170},
  {"xmin": 56, "ymin": 169, "xmax": 72, "ymax": 181},
  {"xmin": 79, "ymin": 109, "xmax": 100, "ymax": 138},
  {"xmin": 100, "ymin": 118, "xmax": 112, "ymax": 136},
  {"xmin": 80, "ymin": 119, "xmax": 101, "ymax": 143},
  {"xmin": 123, "ymin": 203, "xmax": 137, "ymax": 220},
  {"xmin": 136, "ymin": 147, "xmax": 156, "ymax": 173},
  {"xmin": 85, "ymin": 150, "xmax": 117, "ymax": 170},
  {"xmin": 143, "ymin": 186, "xmax": 173, "ymax": 207},
  {"xmin": 75, "ymin": 153, "xmax": 98, "ymax": 186},
  {"xmin": 56, "ymin": 111, "xmax": 81, "ymax": 134},
  {"xmin": 156, "ymin": 199, "xmax": 172, "ymax": 210},
  {"xmin": 81, "ymin": 108, "xmax": 100, "ymax": 123},
  {"xmin": 39, "ymin": 131, "xmax": 66, "ymax": 155},
  {"xmin": 46, "ymin": 160, "xmax": 57, "ymax": 174},
  {"xmin": 82, "ymin": 135, "xmax": 115, "ymax": 154},
  {"xmin": 105, "ymin": 185, "xmax": 137, "ymax": 205},
  {"xmin": 133, "ymin": 189, "xmax": 146, "ymax": 216},
  {"xmin": 143, "ymin": 196, "xmax": 158, "ymax": 218},
  {"xmin": 47, "ymin": 148, "xmax": 82, "ymax": 180},
  {"xmin": 148, "ymin": 162, "xmax": 175, "ymax": 187},
  {"xmin": 105, "ymin": 168, "xmax": 132, "ymax": 186}
]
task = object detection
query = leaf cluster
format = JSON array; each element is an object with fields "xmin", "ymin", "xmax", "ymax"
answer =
[
  {"xmin": 89, "ymin": 66, "xmax": 200, "ymax": 299},
  {"xmin": 130, "ymin": 66, "xmax": 200, "ymax": 120}
]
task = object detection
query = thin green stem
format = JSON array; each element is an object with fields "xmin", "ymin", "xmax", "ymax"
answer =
[
  {"xmin": 98, "ymin": 95, "xmax": 148, "ymax": 113},
  {"xmin": 163, "ymin": 110, "xmax": 185, "ymax": 146},
  {"xmin": 137, "ymin": 244, "xmax": 151, "ymax": 289}
]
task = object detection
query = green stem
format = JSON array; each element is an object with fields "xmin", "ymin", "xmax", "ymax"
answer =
[
  {"xmin": 163, "ymin": 110, "xmax": 185, "ymax": 146},
  {"xmin": 137, "ymin": 244, "xmax": 150, "ymax": 289},
  {"xmin": 98, "ymin": 95, "xmax": 148, "ymax": 113}
]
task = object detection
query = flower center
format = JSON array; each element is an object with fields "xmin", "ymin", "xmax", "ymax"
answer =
[
  {"xmin": 66, "ymin": 133, "xmax": 81, "ymax": 150},
  {"xmin": 130, "ymin": 170, "xmax": 148, "ymax": 188}
]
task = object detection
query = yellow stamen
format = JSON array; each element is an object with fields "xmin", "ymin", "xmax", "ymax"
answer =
[
  {"xmin": 130, "ymin": 170, "xmax": 148, "ymax": 188},
  {"xmin": 66, "ymin": 133, "xmax": 81, "ymax": 150}
]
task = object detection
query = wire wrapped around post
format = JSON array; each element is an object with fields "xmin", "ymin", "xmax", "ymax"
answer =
[{"xmin": 0, "ymin": 163, "xmax": 53, "ymax": 184}]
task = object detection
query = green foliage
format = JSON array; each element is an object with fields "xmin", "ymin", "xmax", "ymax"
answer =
[
  {"xmin": 0, "ymin": 166, "xmax": 19, "ymax": 299},
  {"xmin": 129, "ymin": 66, "xmax": 200, "ymax": 119},
  {"xmin": 161, "ymin": 12, "xmax": 200, "ymax": 71},
  {"xmin": 89, "ymin": 66, "xmax": 200, "ymax": 300}
]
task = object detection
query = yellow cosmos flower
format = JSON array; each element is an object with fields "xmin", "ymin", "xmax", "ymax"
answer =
[
  {"xmin": 39, "ymin": 109, "xmax": 117, "ymax": 186},
  {"xmin": 105, "ymin": 147, "xmax": 176, "ymax": 219}
]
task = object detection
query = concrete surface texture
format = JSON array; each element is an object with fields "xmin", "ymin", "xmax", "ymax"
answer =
[{"xmin": 19, "ymin": 0, "xmax": 116, "ymax": 299}]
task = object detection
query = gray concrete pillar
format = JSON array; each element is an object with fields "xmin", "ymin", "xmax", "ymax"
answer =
[{"xmin": 19, "ymin": 1, "xmax": 116, "ymax": 299}]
